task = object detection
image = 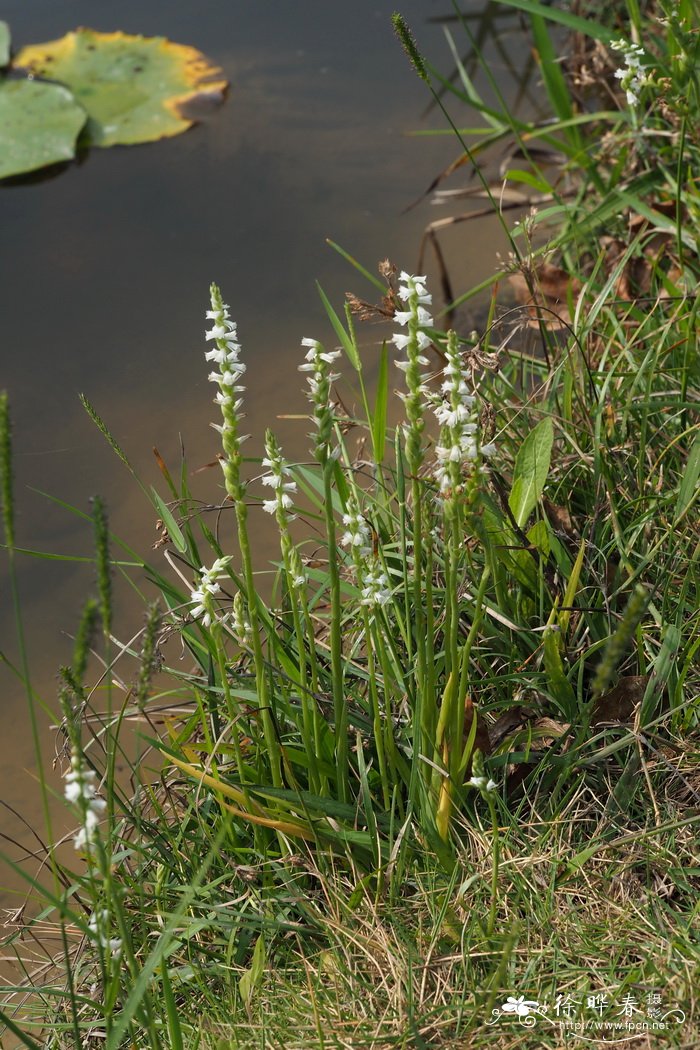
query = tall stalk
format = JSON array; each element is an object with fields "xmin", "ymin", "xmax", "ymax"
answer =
[
  {"xmin": 204, "ymin": 284, "xmax": 282, "ymax": 786},
  {"xmin": 298, "ymin": 337, "xmax": 349, "ymax": 804}
]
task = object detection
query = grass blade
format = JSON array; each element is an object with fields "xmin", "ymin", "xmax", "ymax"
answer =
[{"xmin": 372, "ymin": 341, "xmax": 389, "ymax": 465}]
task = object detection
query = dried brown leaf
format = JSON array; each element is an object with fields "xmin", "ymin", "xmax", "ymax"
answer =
[
  {"xmin": 543, "ymin": 498, "xmax": 577, "ymax": 540},
  {"xmin": 591, "ymin": 675, "xmax": 649, "ymax": 726},
  {"xmin": 509, "ymin": 262, "xmax": 582, "ymax": 329}
]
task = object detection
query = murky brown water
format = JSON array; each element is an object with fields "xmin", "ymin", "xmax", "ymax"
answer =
[{"xmin": 0, "ymin": 0, "xmax": 536, "ymax": 961}]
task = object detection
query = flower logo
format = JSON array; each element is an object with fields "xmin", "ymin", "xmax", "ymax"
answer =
[{"xmin": 501, "ymin": 995, "xmax": 540, "ymax": 1017}]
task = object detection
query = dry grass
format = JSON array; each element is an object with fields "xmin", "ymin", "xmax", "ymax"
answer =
[{"xmin": 204, "ymin": 776, "xmax": 700, "ymax": 1049}]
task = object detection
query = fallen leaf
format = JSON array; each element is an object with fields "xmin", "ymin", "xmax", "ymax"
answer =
[
  {"xmin": 509, "ymin": 263, "xmax": 582, "ymax": 329},
  {"xmin": 543, "ymin": 498, "xmax": 577, "ymax": 540},
  {"xmin": 591, "ymin": 675, "xmax": 649, "ymax": 725},
  {"xmin": 489, "ymin": 706, "xmax": 529, "ymax": 749}
]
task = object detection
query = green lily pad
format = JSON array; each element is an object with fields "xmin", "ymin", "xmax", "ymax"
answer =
[
  {"xmin": 14, "ymin": 28, "xmax": 228, "ymax": 147},
  {"xmin": 0, "ymin": 78, "xmax": 86, "ymax": 179},
  {"xmin": 0, "ymin": 21, "xmax": 10, "ymax": 67}
]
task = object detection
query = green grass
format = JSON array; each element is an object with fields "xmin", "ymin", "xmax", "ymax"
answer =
[
  {"xmin": 1, "ymin": 1, "xmax": 700, "ymax": 1046},
  {"xmin": 203, "ymin": 801, "xmax": 700, "ymax": 1049}
]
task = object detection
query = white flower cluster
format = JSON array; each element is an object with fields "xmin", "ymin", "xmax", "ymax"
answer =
[
  {"xmin": 392, "ymin": 272, "xmax": 434, "ymax": 473},
  {"xmin": 205, "ymin": 285, "xmax": 249, "ymax": 502},
  {"xmin": 260, "ymin": 431, "xmax": 307, "ymax": 591},
  {"xmin": 610, "ymin": 38, "xmax": 647, "ymax": 106},
  {"xmin": 299, "ymin": 338, "xmax": 342, "ymax": 459},
  {"xmin": 468, "ymin": 775, "xmax": 497, "ymax": 793},
  {"xmin": 88, "ymin": 908, "xmax": 122, "ymax": 960},
  {"xmin": 261, "ymin": 447, "xmax": 297, "ymax": 517},
  {"xmin": 341, "ymin": 495, "xmax": 391, "ymax": 608},
  {"xmin": 391, "ymin": 272, "xmax": 496, "ymax": 502},
  {"xmin": 392, "ymin": 273, "xmax": 433, "ymax": 341},
  {"xmin": 231, "ymin": 591, "xmax": 252, "ymax": 645},
  {"xmin": 206, "ymin": 296, "xmax": 246, "ymax": 430},
  {"xmin": 430, "ymin": 332, "xmax": 495, "ymax": 498},
  {"xmin": 190, "ymin": 556, "xmax": 232, "ymax": 628},
  {"xmin": 359, "ymin": 564, "xmax": 392, "ymax": 607},
  {"xmin": 64, "ymin": 751, "xmax": 106, "ymax": 853},
  {"xmin": 298, "ymin": 337, "xmax": 342, "ymax": 392},
  {"xmin": 391, "ymin": 272, "xmax": 433, "ymax": 386},
  {"xmin": 341, "ymin": 505, "xmax": 371, "ymax": 553}
]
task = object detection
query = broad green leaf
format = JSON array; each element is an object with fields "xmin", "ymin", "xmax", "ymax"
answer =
[
  {"xmin": 151, "ymin": 487, "xmax": 187, "ymax": 553},
  {"xmin": 15, "ymin": 28, "xmax": 228, "ymax": 147},
  {"xmin": 316, "ymin": 281, "xmax": 361, "ymax": 370},
  {"xmin": 530, "ymin": 15, "xmax": 575, "ymax": 129},
  {"xmin": 615, "ymin": 190, "xmax": 697, "ymax": 252},
  {"xmin": 356, "ymin": 733, "xmax": 378, "ymax": 853},
  {"xmin": 543, "ymin": 625, "xmax": 576, "ymax": 711},
  {"xmin": 239, "ymin": 935, "xmax": 266, "ymax": 1013},
  {"xmin": 640, "ymin": 625, "xmax": 681, "ymax": 727},
  {"xmin": 0, "ymin": 21, "xmax": 10, "ymax": 67},
  {"xmin": 673, "ymin": 432, "xmax": 700, "ymax": 524},
  {"xmin": 0, "ymin": 78, "xmax": 86, "ymax": 179},
  {"xmin": 559, "ymin": 538, "xmax": 586, "ymax": 635},
  {"xmin": 372, "ymin": 342, "xmax": 389, "ymax": 465},
  {"xmin": 509, "ymin": 417, "xmax": 554, "ymax": 528},
  {"xmin": 296, "ymin": 465, "xmax": 344, "ymax": 515},
  {"xmin": 443, "ymin": 26, "xmax": 503, "ymax": 130},
  {"xmin": 160, "ymin": 961, "xmax": 184, "ymax": 1050},
  {"xmin": 612, "ymin": 624, "xmax": 681, "ymax": 814},
  {"xmin": 492, "ymin": 0, "xmax": 617, "ymax": 43},
  {"xmin": 505, "ymin": 167, "xmax": 553, "ymax": 194},
  {"xmin": 527, "ymin": 518, "xmax": 550, "ymax": 555},
  {"xmin": 507, "ymin": 517, "xmax": 553, "ymax": 595}
]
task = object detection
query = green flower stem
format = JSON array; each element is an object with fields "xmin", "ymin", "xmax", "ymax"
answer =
[
  {"xmin": 455, "ymin": 565, "xmax": 490, "ymax": 779},
  {"xmin": 409, "ymin": 477, "xmax": 429, "ymax": 805},
  {"xmin": 445, "ymin": 512, "xmax": 461, "ymax": 714},
  {"xmin": 372, "ymin": 618, "xmax": 405, "ymax": 803},
  {"xmin": 299, "ymin": 587, "xmax": 325, "ymax": 789},
  {"xmin": 486, "ymin": 789, "xmax": 500, "ymax": 938},
  {"xmin": 92, "ymin": 495, "xmax": 117, "ymax": 835},
  {"xmin": 206, "ymin": 285, "xmax": 283, "ymax": 791},
  {"xmin": 280, "ymin": 566, "xmax": 322, "ymax": 794},
  {"xmin": 470, "ymin": 749, "xmax": 500, "ymax": 936},
  {"xmin": 262, "ymin": 430, "xmax": 320, "ymax": 787},
  {"xmin": 211, "ymin": 622, "xmax": 259, "ymax": 828},
  {"xmin": 431, "ymin": 512, "xmax": 463, "ymax": 830},
  {"xmin": 424, "ymin": 526, "xmax": 437, "ymax": 750},
  {"xmin": 395, "ymin": 429, "xmax": 414, "ymax": 670},
  {"xmin": 364, "ymin": 611, "xmax": 390, "ymax": 810},
  {"xmin": 396, "ymin": 276, "xmax": 431, "ymax": 809},
  {"xmin": 235, "ymin": 496, "xmax": 283, "ymax": 789},
  {"xmin": 323, "ymin": 461, "xmax": 349, "ymax": 805},
  {"xmin": 288, "ymin": 587, "xmax": 319, "ymax": 789}
]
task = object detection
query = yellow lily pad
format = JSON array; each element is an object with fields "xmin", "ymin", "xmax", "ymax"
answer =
[{"xmin": 15, "ymin": 28, "xmax": 228, "ymax": 147}]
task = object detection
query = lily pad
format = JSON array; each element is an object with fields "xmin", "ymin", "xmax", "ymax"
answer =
[
  {"xmin": 15, "ymin": 28, "xmax": 228, "ymax": 147},
  {"xmin": 0, "ymin": 78, "xmax": 86, "ymax": 179},
  {"xmin": 0, "ymin": 21, "xmax": 10, "ymax": 67}
]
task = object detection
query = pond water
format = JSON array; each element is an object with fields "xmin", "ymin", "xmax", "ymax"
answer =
[{"xmin": 0, "ymin": 0, "xmax": 533, "ymax": 922}]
